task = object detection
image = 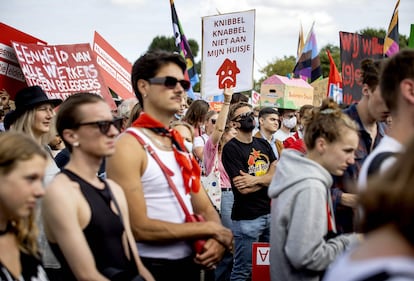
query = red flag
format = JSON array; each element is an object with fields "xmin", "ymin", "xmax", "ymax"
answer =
[{"xmin": 326, "ymin": 50, "xmax": 343, "ymax": 104}]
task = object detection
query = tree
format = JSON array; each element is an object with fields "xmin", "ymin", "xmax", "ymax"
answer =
[
  {"xmin": 147, "ymin": 35, "xmax": 199, "ymax": 58},
  {"xmin": 319, "ymin": 44, "xmax": 341, "ymax": 78},
  {"xmin": 257, "ymin": 55, "xmax": 296, "ymax": 86},
  {"xmin": 147, "ymin": 35, "xmax": 201, "ymax": 92},
  {"xmin": 358, "ymin": 28, "xmax": 408, "ymax": 48}
]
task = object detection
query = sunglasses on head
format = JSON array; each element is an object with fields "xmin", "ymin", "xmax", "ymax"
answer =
[
  {"xmin": 148, "ymin": 76, "xmax": 191, "ymax": 91},
  {"xmin": 76, "ymin": 118, "xmax": 122, "ymax": 135},
  {"xmin": 233, "ymin": 111, "xmax": 253, "ymax": 121}
]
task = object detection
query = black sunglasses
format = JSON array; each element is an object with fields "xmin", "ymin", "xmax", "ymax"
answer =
[
  {"xmin": 148, "ymin": 76, "xmax": 191, "ymax": 91},
  {"xmin": 211, "ymin": 119, "xmax": 217, "ymax": 124},
  {"xmin": 233, "ymin": 111, "xmax": 254, "ymax": 121},
  {"xmin": 76, "ymin": 118, "xmax": 122, "ymax": 135}
]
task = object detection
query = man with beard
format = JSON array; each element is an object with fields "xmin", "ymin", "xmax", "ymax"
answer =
[{"xmin": 222, "ymin": 102, "xmax": 277, "ymax": 281}]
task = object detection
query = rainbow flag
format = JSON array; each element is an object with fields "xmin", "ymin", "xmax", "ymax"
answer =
[
  {"xmin": 170, "ymin": 0, "xmax": 199, "ymax": 99},
  {"xmin": 383, "ymin": 0, "xmax": 400, "ymax": 57},
  {"xmin": 293, "ymin": 23, "xmax": 322, "ymax": 83}
]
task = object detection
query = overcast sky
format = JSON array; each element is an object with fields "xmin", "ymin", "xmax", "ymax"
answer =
[{"xmin": 2, "ymin": 0, "xmax": 413, "ymax": 79}]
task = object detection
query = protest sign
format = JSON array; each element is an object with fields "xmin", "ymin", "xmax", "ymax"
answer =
[
  {"xmin": 93, "ymin": 31, "xmax": 134, "ymax": 100},
  {"xmin": 202, "ymin": 10, "xmax": 255, "ymax": 97},
  {"xmin": 12, "ymin": 42, "xmax": 115, "ymax": 109},
  {"xmin": 0, "ymin": 23, "xmax": 46, "ymax": 99},
  {"xmin": 339, "ymin": 31, "xmax": 384, "ymax": 104}
]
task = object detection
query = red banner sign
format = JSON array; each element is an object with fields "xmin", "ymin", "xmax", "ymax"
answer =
[
  {"xmin": 11, "ymin": 42, "xmax": 115, "ymax": 109},
  {"xmin": 93, "ymin": 32, "xmax": 134, "ymax": 100},
  {"xmin": 0, "ymin": 23, "xmax": 46, "ymax": 99}
]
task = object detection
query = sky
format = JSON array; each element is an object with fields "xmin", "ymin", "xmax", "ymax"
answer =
[{"xmin": 2, "ymin": 0, "xmax": 413, "ymax": 80}]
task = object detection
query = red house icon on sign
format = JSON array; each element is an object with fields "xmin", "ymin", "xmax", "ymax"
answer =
[{"xmin": 216, "ymin": 58, "xmax": 240, "ymax": 89}]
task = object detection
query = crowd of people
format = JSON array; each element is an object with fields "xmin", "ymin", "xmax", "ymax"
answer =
[{"xmin": 0, "ymin": 48, "xmax": 414, "ymax": 281}]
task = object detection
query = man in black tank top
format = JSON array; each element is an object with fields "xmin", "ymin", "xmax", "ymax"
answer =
[{"xmin": 42, "ymin": 93, "xmax": 154, "ymax": 281}]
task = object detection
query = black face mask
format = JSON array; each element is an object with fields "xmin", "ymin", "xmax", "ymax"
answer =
[{"xmin": 238, "ymin": 115, "xmax": 256, "ymax": 132}]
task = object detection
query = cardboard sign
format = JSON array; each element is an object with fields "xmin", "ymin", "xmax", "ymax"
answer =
[
  {"xmin": 93, "ymin": 32, "xmax": 134, "ymax": 100},
  {"xmin": 202, "ymin": 10, "xmax": 255, "ymax": 97},
  {"xmin": 339, "ymin": 31, "xmax": 384, "ymax": 104},
  {"xmin": 0, "ymin": 23, "xmax": 46, "ymax": 99},
  {"xmin": 11, "ymin": 42, "xmax": 115, "ymax": 109},
  {"xmin": 260, "ymin": 74, "xmax": 313, "ymax": 110},
  {"xmin": 252, "ymin": 242, "xmax": 270, "ymax": 281}
]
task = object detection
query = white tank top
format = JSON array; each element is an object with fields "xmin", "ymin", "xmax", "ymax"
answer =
[{"xmin": 126, "ymin": 128, "xmax": 193, "ymax": 259}]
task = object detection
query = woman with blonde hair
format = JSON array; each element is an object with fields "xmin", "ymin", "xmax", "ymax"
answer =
[
  {"xmin": 5, "ymin": 86, "xmax": 63, "ymax": 278},
  {"xmin": 268, "ymin": 99, "xmax": 360, "ymax": 281},
  {"xmin": 0, "ymin": 132, "xmax": 48, "ymax": 280}
]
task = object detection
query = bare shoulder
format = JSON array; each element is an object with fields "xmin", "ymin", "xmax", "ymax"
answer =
[
  {"xmin": 44, "ymin": 173, "xmax": 79, "ymax": 202},
  {"xmin": 109, "ymin": 132, "xmax": 146, "ymax": 169},
  {"xmin": 105, "ymin": 179, "xmax": 125, "ymax": 198}
]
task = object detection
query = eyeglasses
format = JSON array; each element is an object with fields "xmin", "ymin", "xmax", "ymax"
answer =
[
  {"xmin": 233, "ymin": 111, "xmax": 253, "ymax": 121},
  {"xmin": 148, "ymin": 76, "xmax": 191, "ymax": 91},
  {"xmin": 76, "ymin": 118, "xmax": 122, "ymax": 135},
  {"xmin": 211, "ymin": 119, "xmax": 217, "ymax": 125}
]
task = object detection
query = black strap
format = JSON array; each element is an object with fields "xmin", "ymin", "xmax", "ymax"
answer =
[
  {"xmin": 126, "ymin": 129, "xmax": 193, "ymax": 218},
  {"xmin": 61, "ymin": 169, "xmax": 139, "ymax": 276},
  {"xmin": 105, "ymin": 183, "xmax": 139, "ymax": 270},
  {"xmin": 367, "ymin": 152, "xmax": 396, "ymax": 177},
  {"xmin": 357, "ymin": 270, "xmax": 414, "ymax": 281}
]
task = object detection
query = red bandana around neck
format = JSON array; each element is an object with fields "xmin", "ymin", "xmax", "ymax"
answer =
[{"xmin": 132, "ymin": 112, "xmax": 201, "ymax": 194}]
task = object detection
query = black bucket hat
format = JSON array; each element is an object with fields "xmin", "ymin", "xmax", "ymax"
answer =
[{"xmin": 4, "ymin": 86, "xmax": 62, "ymax": 129}]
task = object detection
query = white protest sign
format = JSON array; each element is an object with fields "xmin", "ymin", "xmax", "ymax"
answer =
[{"xmin": 201, "ymin": 10, "xmax": 255, "ymax": 98}]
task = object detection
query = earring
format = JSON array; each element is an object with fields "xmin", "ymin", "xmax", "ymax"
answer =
[{"xmin": 73, "ymin": 142, "xmax": 79, "ymax": 147}]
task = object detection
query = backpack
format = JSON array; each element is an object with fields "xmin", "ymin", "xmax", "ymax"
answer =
[{"xmin": 367, "ymin": 151, "xmax": 397, "ymax": 177}]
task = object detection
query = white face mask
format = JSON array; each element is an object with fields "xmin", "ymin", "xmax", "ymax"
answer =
[
  {"xmin": 184, "ymin": 140, "xmax": 193, "ymax": 153},
  {"xmin": 282, "ymin": 116, "xmax": 297, "ymax": 129}
]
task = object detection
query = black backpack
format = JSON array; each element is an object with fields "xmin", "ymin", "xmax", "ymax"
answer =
[{"xmin": 367, "ymin": 151, "xmax": 397, "ymax": 177}]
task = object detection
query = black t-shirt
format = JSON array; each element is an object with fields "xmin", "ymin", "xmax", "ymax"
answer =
[
  {"xmin": 0, "ymin": 251, "xmax": 49, "ymax": 281},
  {"xmin": 222, "ymin": 137, "xmax": 276, "ymax": 220}
]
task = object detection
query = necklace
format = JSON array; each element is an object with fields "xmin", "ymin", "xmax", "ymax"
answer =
[
  {"xmin": 0, "ymin": 222, "xmax": 11, "ymax": 236},
  {"xmin": 141, "ymin": 128, "xmax": 172, "ymax": 150}
]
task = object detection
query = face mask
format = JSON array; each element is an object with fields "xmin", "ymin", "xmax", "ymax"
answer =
[
  {"xmin": 184, "ymin": 140, "xmax": 193, "ymax": 152},
  {"xmin": 282, "ymin": 116, "xmax": 297, "ymax": 129},
  {"xmin": 238, "ymin": 115, "xmax": 256, "ymax": 132},
  {"xmin": 174, "ymin": 113, "xmax": 182, "ymax": 120}
]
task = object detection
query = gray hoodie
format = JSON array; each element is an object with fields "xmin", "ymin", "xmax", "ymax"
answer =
[{"xmin": 268, "ymin": 149, "xmax": 358, "ymax": 281}]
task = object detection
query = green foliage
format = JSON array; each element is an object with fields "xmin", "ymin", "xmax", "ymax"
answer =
[
  {"xmin": 358, "ymin": 28, "xmax": 408, "ymax": 48},
  {"xmin": 147, "ymin": 35, "xmax": 199, "ymax": 57},
  {"xmin": 148, "ymin": 35, "xmax": 200, "ymax": 91},
  {"xmin": 319, "ymin": 44, "xmax": 341, "ymax": 78},
  {"xmin": 257, "ymin": 55, "xmax": 296, "ymax": 85}
]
